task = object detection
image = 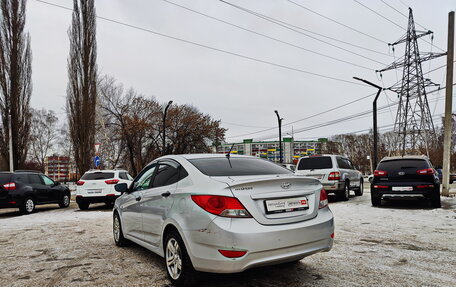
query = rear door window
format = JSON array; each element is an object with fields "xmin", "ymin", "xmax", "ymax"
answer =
[
  {"xmin": 119, "ymin": 172, "xmax": 129, "ymax": 180},
  {"xmin": 29, "ymin": 174, "xmax": 43, "ymax": 185},
  {"xmin": 81, "ymin": 172, "xmax": 114, "ymax": 180},
  {"xmin": 297, "ymin": 157, "xmax": 333, "ymax": 170}
]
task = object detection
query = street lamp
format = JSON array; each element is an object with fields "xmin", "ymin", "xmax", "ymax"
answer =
[
  {"xmin": 162, "ymin": 100, "xmax": 173, "ymax": 155},
  {"xmin": 353, "ymin": 77, "xmax": 383, "ymax": 171},
  {"xmin": 274, "ymin": 110, "xmax": 283, "ymax": 163}
]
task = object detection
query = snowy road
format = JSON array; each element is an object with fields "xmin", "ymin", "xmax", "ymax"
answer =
[{"xmin": 0, "ymin": 187, "xmax": 455, "ymax": 287}]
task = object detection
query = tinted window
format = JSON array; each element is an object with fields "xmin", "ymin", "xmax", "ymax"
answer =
[
  {"xmin": 0, "ymin": 173, "xmax": 12, "ymax": 184},
  {"xmin": 377, "ymin": 159, "xmax": 429, "ymax": 172},
  {"xmin": 81, "ymin": 172, "xmax": 114, "ymax": 180},
  {"xmin": 345, "ymin": 159, "xmax": 354, "ymax": 169},
  {"xmin": 29, "ymin": 174, "xmax": 43, "ymax": 185},
  {"xmin": 13, "ymin": 174, "xmax": 29, "ymax": 184},
  {"xmin": 189, "ymin": 157, "xmax": 292, "ymax": 176},
  {"xmin": 40, "ymin": 175, "xmax": 54, "ymax": 186},
  {"xmin": 152, "ymin": 163, "xmax": 180, "ymax": 188},
  {"xmin": 298, "ymin": 157, "xmax": 333, "ymax": 170},
  {"xmin": 132, "ymin": 164, "xmax": 156, "ymax": 191},
  {"xmin": 119, "ymin": 172, "xmax": 128, "ymax": 180},
  {"xmin": 336, "ymin": 157, "xmax": 350, "ymax": 169}
]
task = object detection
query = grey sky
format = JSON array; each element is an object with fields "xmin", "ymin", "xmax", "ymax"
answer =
[{"xmin": 26, "ymin": 0, "xmax": 455, "ymax": 142}]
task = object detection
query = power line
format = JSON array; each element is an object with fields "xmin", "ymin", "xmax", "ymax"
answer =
[
  {"xmin": 379, "ymin": 0, "xmax": 427, "ymax": 30},
  {"xmin": 219, "ymin": 0, "xmax": 388, "ymax": 65},
  {"xmin": 286, "ymin": 0, "xmax": 388, "ymax": 44},
  {"xmin": 353, "ymin": 0, "xmax": 405, "ymax": 31},
  {"xmin": 35, "ymin": 0, "xmax": 367, "ymax": 87},
  {"xmin": 161, "ymin": 0, "xmax": 373, "ymax": 70}
]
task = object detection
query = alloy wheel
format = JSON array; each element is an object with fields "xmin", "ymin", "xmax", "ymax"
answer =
[
  {"xmin": 63, "ymin": 195, "xmax": 70, "ymax": 206},
  {"xmin": 113, "ymin": 215, "xmax": 120, "ymax": 243},
  {"xmin": 166, "ymin": 238, "xmax": 182, "ymax": 280},
  {"xmin": 25, "ymin": 199, "xmax": 34, "ymax": 213}
]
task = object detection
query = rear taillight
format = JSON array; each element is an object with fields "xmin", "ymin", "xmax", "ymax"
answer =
[
  {"xmin": 76, "ymin": 181, "xmax": 85, "ymax": 186},
  {"xmin": 328, "ymin": 172, "xmax": 340, "ymax": 180},
  {"xmin": 417, "ymin": 185, "xmax": 434, "ymax": 188},
  {"xmin": 191, "ymin": 195, "xmax": 251, "ymax": 218},
  {"xmin": 416, "ymin": 168, "xmax": 434, "ymax": 175},
  {"xmin": 374, "ymin": 170, "xmax": 388, "ymax": 177},
  {"xmin": 105, "ymin": 179, "xmax": 120, "ymax": 185},
  {"xmin": 319, "ymin": 189, "xmax": 328, "ymax": 209},
  {"xmin": 218, "ymin": 249, "xmax": 247, "ymax": 258},
  {"xmin": 374, "ymin": 185, "xmax": 389, "ymax": 189},
  {"xmin": 3, "ymin": 182, "xmax": 16, "ymax": 190}
]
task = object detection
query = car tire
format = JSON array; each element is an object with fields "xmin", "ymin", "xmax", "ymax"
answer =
[
  {"xmin": 430, "ymin": 192, "xmax": 441, "ymax": 208},
  {"xmin": 338, "ymin": 181, "xmax": 350, "ymax": 201},
  {"xmin": 20, "ymin": 197, "xmax": 35, "ymax": 214},
  {"xmin": 371, "ymin": 194, "xmax": 381, "ymax": 207},
  {"xmin": 59, "ymin": 193, "xmax": 70, "ymax": 208},
  {"xmin": 354, "ymin": 179, "xmax": 363, "ymax": 196},
  {"xmin": 113, "ymin": 212, "xmax": 129, "ymax": 247},
  {"xmin": 77, "ymin": 200, "xmax": 90, "ymax": 210},
  {"xmin": 164, "ymin": 230, "xmax": 197, "ymax": 287}
]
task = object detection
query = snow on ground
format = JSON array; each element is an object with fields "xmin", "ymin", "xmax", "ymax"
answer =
[{"xmin": 0, "ymin": 188, "xmax": 455, "ymax": 287}]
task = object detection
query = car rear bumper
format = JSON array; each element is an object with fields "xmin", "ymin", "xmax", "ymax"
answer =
[
  {"xmin": 183, "ymin": 208, "xmax": 334, "ymax": 273},
  {"xmin": 322, "ymin": 181, "xmax": 344, "ymax": 192},
  {"xmin": 372, "ymin": 189, "xmax": 436, "ymax": 198},
  {"xmin": 76, "ymin": 195, "xmax": 119, "ymax": 203}
]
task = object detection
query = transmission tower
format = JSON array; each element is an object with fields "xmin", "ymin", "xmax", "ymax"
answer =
[{"xmin": 377, "ymin": 8, "xmax": 446, "ymax": 155}]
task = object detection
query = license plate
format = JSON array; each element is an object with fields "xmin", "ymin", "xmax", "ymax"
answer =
[
  {"xmin": 87, "ymin": 189, "xmax": 102, "ymax": 194},
  {"xmin": 265, "ymin": 197, "xmax": 309, "ymax": 214},
  {"xmin": 392, "ymin": 186, "xmax": 413, "ymax": 191}
]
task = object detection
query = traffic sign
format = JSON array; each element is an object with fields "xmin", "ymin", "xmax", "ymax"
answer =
[{"xmin": 94, "ymin": 156, "xmax": 101, "ymax": 168}]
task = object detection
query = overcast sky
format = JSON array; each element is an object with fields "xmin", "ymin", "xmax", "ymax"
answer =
[{"xmin": 26, "ymin": 0, "xmax": 455, "ymax": 143}]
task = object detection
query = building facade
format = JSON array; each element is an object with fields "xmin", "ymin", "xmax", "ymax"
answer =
[
  {"xmin": 45, "ymin": 156, "xmax": 71, "ymax": 182},
  {"xmin": 217, "ymin": 138, "xmax": 327, "ymax": 164}
]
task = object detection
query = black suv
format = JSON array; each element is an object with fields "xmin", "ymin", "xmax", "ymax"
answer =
[
  {"xmin": 371, "ymin": 155, "xmax": 441, "ymax": 208},
  {"xmin": 0, "ymin": 171, "xmax": 71, "ymax": 214}
]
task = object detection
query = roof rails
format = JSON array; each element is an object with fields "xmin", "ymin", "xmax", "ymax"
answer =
[{"xmin": 14, "ymin": 170, "xmax": 43, "ymax": 173}]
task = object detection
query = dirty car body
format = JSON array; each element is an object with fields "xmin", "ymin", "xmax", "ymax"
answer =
[{"xmin": 113, "ymin": 154, "xmax": 334, "ymax": 277}]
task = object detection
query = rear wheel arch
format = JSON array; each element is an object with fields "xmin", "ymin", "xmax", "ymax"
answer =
[{"xmin": 162, "ymin": 224, "xmax": 181, "ymax": 250}]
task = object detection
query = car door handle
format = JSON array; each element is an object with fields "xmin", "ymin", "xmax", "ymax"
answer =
[
  {"xmin": 135, "ymin": 196, "xmax": 141, "ymax": 201},
  {"xmin": 161, "ymin": 191, "xmax": 171, "ymax": 197}
]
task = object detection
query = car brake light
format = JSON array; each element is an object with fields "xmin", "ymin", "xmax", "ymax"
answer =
[
  {"xmin": 416, "ymin": 185, "xmax": 434, "ymax": 188},
  {"xmin": 330, "ymin": 233, "xmax": 335, "ymax": 239},
  {"xmin": 3, "ymin": 182, "xmax": 16, "ymax": 190},
  {"xmin": 374, "ymin": 170, "xmax": 388, "ymax": 177},
  {"xmin": 218, "ymin": 249, "xmax": 247, "ymax": 258},
  {"xmin": 328, "ymin": 172, "xmax": 340, "ymax": 180},
  {"xmin": 105, "ymin": 179, "xmax": 120, "ymax": 185},
  {"xmin": 191, "ymin": 195, "xmax": 251, "ymax": 218},
  {"xmin": 416, "ymin": 168, "xmax": 434, "ymax": 175},
  {"xmin": 76, "ymin": 181, "xmax": 85, "ymax": 186},
  {"xmin": 374, "ymin": 185, "xmax": 389, "ymax": 189},
  {"xmin": 319, "ymin": 189, "xmax": 328, "ymax": 209}
]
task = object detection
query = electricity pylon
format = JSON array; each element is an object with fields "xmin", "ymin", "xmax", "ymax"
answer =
[{"xmin": 377, "ymin": 8, "xmax": 446, "ymax": 155}]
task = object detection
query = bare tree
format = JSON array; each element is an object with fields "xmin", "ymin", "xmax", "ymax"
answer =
[
  {"xmin": 0, "ymin": 0, "xmax": 32, "ymax": 170},
  {"xmin": 28, "ymin": 108, "xmax": 58, "ymax": 172},
  {"xmin": 67, "ymin": 0, "xmax": 97, "ymax": 175}
]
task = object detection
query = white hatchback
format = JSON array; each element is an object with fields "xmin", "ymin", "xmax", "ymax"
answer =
[{"xmin": 76, "ymin": 169, "xmax": 133, "ymax": 210}]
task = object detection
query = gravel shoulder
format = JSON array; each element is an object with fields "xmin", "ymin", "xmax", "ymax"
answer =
[{"xmin": 0, "ymin": 189, "xmax": 455, "ymax": 287}]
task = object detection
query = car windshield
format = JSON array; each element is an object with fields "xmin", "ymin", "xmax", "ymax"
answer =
[
  {"xmin": 188, "ymin": 157, "xmax": 292, "ymax": 176},
  {"xmin": 297, "ymin": 156, "xmax": 333, "ymax": 170},
  {"xmin": 81, "ymin": 172, "xmax": 114, "ymax": 180}
]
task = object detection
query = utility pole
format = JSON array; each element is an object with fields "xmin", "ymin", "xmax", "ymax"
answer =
[
  {"xmin": 442, "ymin": 11, "xmax": 454, "ymax": 197},
  {"xmin": 353, "ymin": 77, "xmax": 382, "ymax": 169},
  {"xmin": 274, "ymin": 110, "xmax": 283, "ymax": 163},
  {"xmin": 8, "ymin": 110, "xmax": 13, "ymax": 172},
  {"xmin": 162, "ymin": 100, "xmax": 173, "ymax": 156}
]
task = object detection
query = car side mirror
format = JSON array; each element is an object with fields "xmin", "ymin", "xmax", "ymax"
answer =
[
  {"xmin": 54, "ymin": 181, "xmax": 60, "ymax": 186},
  {"xmin": 115, "ymin": 183, "xmax": 128, "ymax": 194}
]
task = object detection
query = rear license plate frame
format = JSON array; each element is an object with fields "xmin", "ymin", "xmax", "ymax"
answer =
[
  {"xmin": 264, "ymin": 196, "xmax": 309, "ymax": 214},
  {"xmin": 392, "ymin": 186, "xmax": 413, "ymax": 191}
]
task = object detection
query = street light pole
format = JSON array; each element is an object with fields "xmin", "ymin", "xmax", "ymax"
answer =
[
  {"xmin": 162, "ymin": 100, "xmax": 173, "ymax": 156},
  {"xmin": 353, "ymin": 77, "xmax": 383, "ymax": 170},
  {"xmin": 274, "ymin": 110, "xmax": 283, "ymax": 163}
]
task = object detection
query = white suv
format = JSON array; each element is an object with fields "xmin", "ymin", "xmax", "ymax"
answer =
[
  {"xmin": 295, "ymin": 155, "xmax": 363, "ymax": 201},
  {"xmin": 76, "ymin": 169, "xmax": 133, "ymax": 210}
]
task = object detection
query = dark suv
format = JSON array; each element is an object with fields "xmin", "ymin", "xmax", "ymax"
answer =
[
  {"xmin": 0, "ymin": 171, "xmax": 71, "ymax": 214},
  {"xmin": 371, "ymin": 156, "xmax": 441, "ymax": 208}
]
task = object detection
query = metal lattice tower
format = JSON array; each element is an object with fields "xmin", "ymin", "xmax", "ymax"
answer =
[{"xmin": 377, "ymin": 8, "xmax": 446, "ymax": 155}]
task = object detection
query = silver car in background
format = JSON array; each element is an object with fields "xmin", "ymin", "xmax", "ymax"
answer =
[{"xmin": 113, "ymin": 154, "xmax": 334, "ymax": 287}]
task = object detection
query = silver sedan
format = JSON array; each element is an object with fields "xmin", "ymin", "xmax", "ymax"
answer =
[{"xmin": 113, "ymin": 154, "xmax": 334, "ymax": 287}]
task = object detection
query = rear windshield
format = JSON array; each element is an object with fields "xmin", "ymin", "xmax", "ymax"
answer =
[
  {"xmin": 0, "ymin": 173, "xmax": 12, "ymax": 184},
  {"xmin": 188, "ymin": 157, "xmax": 292, "ymax": 176},
  {"xmin": 377, "ymin": 159, "xmax": 429, "ymax": 172},
  {"xmin": 81, "ymin": 172, "xmax": 114, "ymax": 180},
  {"xmin": 297, "ymin": 157, "xmax": 333, "ymax": 170}
]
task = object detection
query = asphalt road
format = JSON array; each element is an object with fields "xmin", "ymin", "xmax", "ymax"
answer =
[{"xmin": 0, "ymin": 187, "xmax": 455, "ymax": 287}]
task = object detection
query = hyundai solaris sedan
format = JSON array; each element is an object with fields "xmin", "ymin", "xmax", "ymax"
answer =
[{"xmin": 113, "ymin": 154, "xmax": 334, "ymax": 286}]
